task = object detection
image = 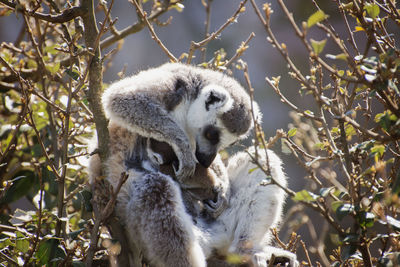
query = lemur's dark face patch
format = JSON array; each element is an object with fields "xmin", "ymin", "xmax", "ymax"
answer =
[
  {"xmin": 221, "ymin": 102, "xmax": 252, "ymax": 135},
  {"xmin": 194, "ymin": 125, "xmax": 221, "ymax": 168},
  {"xmin": 205, "ymin": 91, "xmax": 226, "ymax": 111},
  {"xmin": 203, "ymin": 125, "xmax": 220, "ymax": 145}
]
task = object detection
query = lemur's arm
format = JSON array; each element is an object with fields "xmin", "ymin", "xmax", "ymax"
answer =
[{"xmin": 102, "ymin": 80, "xmax": 196, "ymax": 181}]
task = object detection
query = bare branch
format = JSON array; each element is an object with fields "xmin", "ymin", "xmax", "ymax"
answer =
[
  {"xmin": 225, "ymin": 32, "xmax": 255, "ymax": 68},
  {"xmin": 86, "ymin": 173, "xmax": 129, "ymax": 267},
  {"xmin": 0, "ymin": 0, "xmax": 85, "ymax": 23},
  {"xmin": 130, "ymin": 0, "xmax": 177, "ymax": 62},
  {"xmin": 100, "ymin": 5, "xmax": 171, "ymax": 49},
  {"xmin": 187, "ymin": 0, "xmax": 247, "ymax": 64}
]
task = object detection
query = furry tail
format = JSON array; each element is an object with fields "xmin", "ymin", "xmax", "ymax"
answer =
[{"xmin": 126, "ymin": 172, "xmax": 206, "ymax": 267}]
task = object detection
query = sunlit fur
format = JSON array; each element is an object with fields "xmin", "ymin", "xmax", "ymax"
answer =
[{"xmin": 89, "ymin": 63, "xmax": 297, "ymax": 266}]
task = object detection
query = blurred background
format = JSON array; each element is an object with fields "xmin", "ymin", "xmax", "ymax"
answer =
[{"xmin": 0, "ymin": 0, "xmax": 348, "ymax": 262}]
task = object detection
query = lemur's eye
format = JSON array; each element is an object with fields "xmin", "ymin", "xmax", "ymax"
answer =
[{"xmin": 203, "ymin": 125, "xmax": 220, "ymax": 145}]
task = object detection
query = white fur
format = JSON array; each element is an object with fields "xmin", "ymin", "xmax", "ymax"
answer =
[
  {"xmin": 92, "ymin": 63, "xmax": 297, "ymax": 266},
  {"xmin": 195, "ymin": 149, "xmax": 298, "ymax": 267}
]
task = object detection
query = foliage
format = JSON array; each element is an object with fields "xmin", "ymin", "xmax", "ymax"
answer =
[
  {"xmin": 0, "ymin": 0, "xmax": 399, "ymax": 266},
  {"xmin": 250, "ymin": 0, "xmax": 400, "ymax": 266},
  {"xmin": 0, "ymin": 0, "xmax": 187, "ymax": 265}
]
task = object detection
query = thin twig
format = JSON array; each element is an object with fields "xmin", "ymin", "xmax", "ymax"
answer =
[
  {"xmin": 130, "ymin": 0, "xmax": 177, "ymax": 62},
  {"xmin": 0, "ymin": 0, "xmax": 85, "ymax": 23},
  {"xmin": 225, "ymin": 32, "xmax": 255, "ymax": 68},
  {"xmin": 335, "ymin": 0, "xmax": 359, "ymax": 53},
  {"xmin": 100, "ymin": 3, "xmax": 173, "ymax": 49},
  {"xmin": 0, "ymin": 58, "xmax": 29, "ymax": 166},
  {"xmin": 55, "ymin": 78, "xmax": 73, "ymax": 238},
  {"xmin": 265, "ymin": 77, "xmax": 322, "ymax": 122},
  {"xmin": 23, "ymin": 167, "xmax": 44, "ymax": 266},
  {"xmin": 85, "ymin": 173, "xmax": 129, "ymax": 267},
  {"xmin": 200, "ymin": 0, "xmax": 213, "ymax": 62},
  {"xmin": 187, "ymin": 0, "xmax": 247, "ymax": 64},
  {"xmin": 300, "ymin": 240, "xmax": 313, "ymax": 266},
  {"xmin": 0, "ymin": 250, "xmax": 18, "ymax": 265}
]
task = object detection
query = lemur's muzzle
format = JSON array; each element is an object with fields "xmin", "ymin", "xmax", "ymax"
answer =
[{"xmin": 195, "ymin": 150, "xmax": 217, "ymax": 168}]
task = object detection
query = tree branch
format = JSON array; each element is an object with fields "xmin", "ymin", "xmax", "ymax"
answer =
[
  {"xmin": 130, "ymin": 0, "xmax": 177, "ymax": 62},
  {"xmin": 100, "ymin": 6, "xmax": 170, "ymax": 50},
  {"xmin": 0, "ymin": 0, "xmax": 85, "ymax": 23},
  {"xmin": 81, "ymin": 0, "xmax": 110, "ymax": 164}
]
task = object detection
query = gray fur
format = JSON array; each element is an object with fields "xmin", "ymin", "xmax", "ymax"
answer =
[
  {"xmin": 102, "ymin": 63, "xmax": 259, "ymax": 181},
  {"xmin": 90, "ymin": 63, "xmax": 297, "ymax": 267}
]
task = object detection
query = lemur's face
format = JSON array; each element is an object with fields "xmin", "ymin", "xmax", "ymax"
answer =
[{"xmin": 187, "ymin": 84, "xmax": 247, "ymax": 168}]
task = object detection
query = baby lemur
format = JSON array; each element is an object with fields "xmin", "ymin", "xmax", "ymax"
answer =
[{"xmin": 149, "ymin": 138, "xmax": 228, "ymax": 220}]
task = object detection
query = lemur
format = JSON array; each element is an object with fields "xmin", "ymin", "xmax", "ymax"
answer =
[
  {"xmin": 88, "ymin": 63, "xmax": 298, "ymax": 267},
  {"xmin": 149, "ymin": 138, "xmax": 229, "ymax": 219}
]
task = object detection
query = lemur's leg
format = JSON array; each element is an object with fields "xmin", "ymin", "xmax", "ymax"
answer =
[
  {"xmin": 214, "ymin": 148, "xmax": 297, "ymax": 267},
  {"xmin": 123, "ymin": 171, "xmax": 206, "ymax": 267}
]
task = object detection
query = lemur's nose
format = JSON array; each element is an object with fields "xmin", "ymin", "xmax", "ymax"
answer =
[{"xmin": 195, "ymin": 150, "xmax": 217, "ymax": 168}]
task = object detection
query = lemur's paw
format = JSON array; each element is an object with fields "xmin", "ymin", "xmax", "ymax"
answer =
[
  {"xmin": 174, "ymin": 154, "xmax": 197, "ymax": 182},
  {"xmin": 254, "ymin": 251, "xmax": 299, "ymax": 267},
  {"xmin": 204, "ymin": 189, "xmax": 228, "ymax": 218}
]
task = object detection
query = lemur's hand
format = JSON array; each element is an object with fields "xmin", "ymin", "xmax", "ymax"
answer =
[
  {"xmin": 173, "ymin": 150, "xmax": 197, "ymax": 183},
  {"xmin": 204, "ymin": 187, "xmax": 228, "ymax": 218}
]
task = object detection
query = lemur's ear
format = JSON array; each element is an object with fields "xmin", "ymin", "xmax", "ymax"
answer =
[{"xmin": 205, "ymin": 90, "xmax": 226, "ymax": 111}]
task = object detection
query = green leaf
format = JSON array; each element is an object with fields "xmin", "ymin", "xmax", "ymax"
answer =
[
  {"xmin": 16, "ymin": 232, "xmax": 30, "ymax": 253},
  {"xmin": 10, "ymin": 209, "xmax": 34, "ymax": 226},
  {"xmin": 307, "ymin": 10, "xmax": 328, "ymax": 28},
  {"xmin": 341, "ymin": 244, "xmax": 357, "ymax": 261},
  {"xmin": 292, "ymin": 190, "xmax": 318, "ymax": 203},
  {"xmin": 27, "ymin": 59, "xmax": 38, "ymax": 69},
  {"xmin": 310, "ymin": 39, "xmax": 327, "ymax": 55},
  {"xmin": 72, "ymin": 261, "xmax": 86, "ymax": 267},
  {"xmin": 68, "ymin": 228, "xmax": 85, "ymax": 240},
  {"xmin": 45, "ymin": 62, "xmax": 60, "ymax": 75},
  {"xmin": 388, "ymin": 80, "xmax": 399, "ymax": 95},
  {"xmin": 320, "ymin": 187, "xmax": 334, "ymax": 197},
  {"xmin": 374, "ymin": 111, "xmax": 397, "ymax": 131},
  {"xmin": 44, "ymin": 44, "xmax": 59, "ymax": 55},
  {"xmin": 304, "ymin": 110, "xmax": 314, "ymax": 116},
  {"xmin": 336, "ymin": 203, "xmax": 354, "ymax": 220},
  {"xmin": 364, "ymin": 3, "xmax": 380, "ymax": 18},
  {"xmin": 0, "ymin": 124, "xmax": 12, "ymax": 139},
  {"xmin": 32, "ymin": 101, "xmax": 49, "ymax": 130},
  {"xmin": 80, "ymin": 190, "xmax": 93, "ymax": 212},
  {"xmin": 287, "ymin": 128, "xmax": 297, "ymax": 137},
  {"xmin": 331, "ymin": 200, "xmax": 343, "ymax": 212},
  {"xmin": 43, "ymin": 166, "xmax": 58, "ymax": 196},
  {"xmin": 345, "ymin": 124, "xmax": 356, "ymax": 139},
  {"xmin": 386, "ymin": 215, "xmax": 400, "ymax": 231},
  {"xmin": 391, "ymin": 170, "xmax": 400, "ymax": 194},
  {"xmin": 357, "ymin": 211, "xmax": 375, "ymax": 228},
  {"xmin": 371, "ymin": 144, "xmax": 385, "ymax": 158},
  {"xmin": 37, "ymin": 239, "xmax": 66, "ymax": 266},
  {"xmin": 170, "ymin": 3, "xmax": 184, "ymax": 12},
  {"xmin": 248, "ymin": 167, "xmax": 259, "ymax": 174},
  {"xmin": 0, "ymin": 238, "xmax": 14, "ymax": 249},
  {"xmin": 342, "ymin": 233, "xmax": 359, "ymax": 243},
  {"xmin": 378, "ymin": 252, "xmax": 400, "ymax": 267},
  {"xmin": 65, "ymin": 68, "xmax": 80, "ymax": 81},
  {"xmin": 226, "ymin": 253, "xmax": 244, "ymax": 264},
  {"xmin": 0, "ymin": 171, "xmax": 37, "ymax": 205},
  {"xmin": 326, "ymin": 53, "xmax": 348, "ymax": 61}
]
